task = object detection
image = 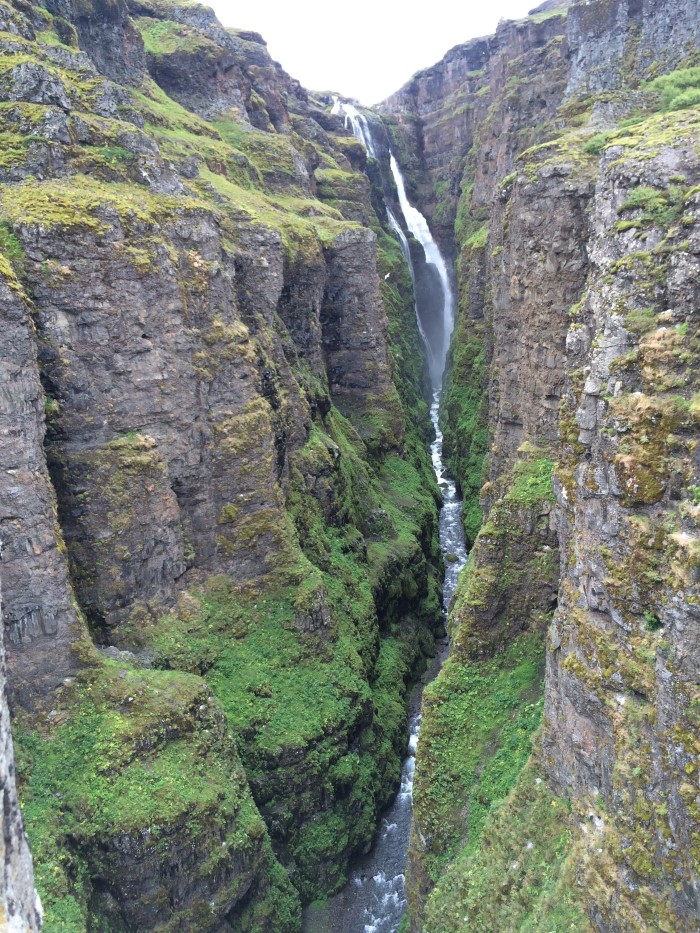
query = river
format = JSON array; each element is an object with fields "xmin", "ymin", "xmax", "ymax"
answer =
[
  {"xmin": 304, "ymin": 99, "xmax": 463, "ymax": 933},
  {"xmin": 303, "ymin": 392, "xmax": 468, "ymax": 933}
]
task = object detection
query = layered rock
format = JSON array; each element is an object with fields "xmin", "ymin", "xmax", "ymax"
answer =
[
  {"xmin": 381, "ymin": 0, "xmax": 700, "ymax": 929},
  {"xmin": 0, "ymin": 0, "xmax": 441, "ymax": 927},
  {"xmin": 0, "ymin": 589, "xmax": 42, "ymax": 932}
]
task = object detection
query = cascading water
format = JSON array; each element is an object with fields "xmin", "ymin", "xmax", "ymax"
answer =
[
  {"xmin": 384, "ymin": 206, "xmax": 436, "ymax": 379},
  {"xmin": 331, "ymin": 96, "xmax": 378, "ymax": 158},
  {"xmin": 388, "ymin": 154, "xmax": 455, "ymax": 384},
  {"xmin": 303, "ymin": 102, "xmax": 466, "ymax": 933}
]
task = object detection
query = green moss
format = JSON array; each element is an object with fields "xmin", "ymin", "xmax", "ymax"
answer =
[
  {"xmin": 464, "ymin": 222, "xmax": 488, "ymax": 249},
  {"xmin": 0, "ymin": 220, "xmax": 24, "ymax": 274},
  {"xmin": 422, "ymin": 746, "xmax": 589, "ymax": 933},
  {"xmin": 616, "ymin": 184, "xmax": 686, "ymax": 230},
  {"xmin": 15, "ymin": 659, "xmax": 300, "ymax": 930},
  {"xmin": 136, "ymin": 16, "xmax": 221, "ymax": 59},
  {"xmin": 583, "ymin": 130, "xmax": 615, "ymax": 154},
  {"xmin": 413, "ymin": 632, "xmax": 546, "ymax": 884},
  {"xmin": 505, "ymin": 456, "xmax": 555, "ymax": 507}
]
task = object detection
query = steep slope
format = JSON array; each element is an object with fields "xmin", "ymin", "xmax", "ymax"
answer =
[
  {"xmin": 0, "ymin": 0, "xmax": 442, "ymax": 927},
  {"xmin": 380, "ymin": 1, "xmax": 700, "ymax": 930}
]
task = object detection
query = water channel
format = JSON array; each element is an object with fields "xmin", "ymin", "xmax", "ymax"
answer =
[{"xmin": 303, "ymin": 101, "xmax": 466, "ymax": 933}]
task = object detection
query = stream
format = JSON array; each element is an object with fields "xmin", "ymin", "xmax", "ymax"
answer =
[
  {"xmin": 303, "ymin": 393, "xmax": 468, "ymax": 933},
  {"xmin": 304, "ymin": 99, "xmax": 464, "ymax": 933}
]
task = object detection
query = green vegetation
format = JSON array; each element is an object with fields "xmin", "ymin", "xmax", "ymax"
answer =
[
  {"xmin": 136, "ymin": 16, "xmax": 221, "ymax": 60},
  {"xmin": 440, "ymin": 310, "xmax": 488, "ymax": 546},
  {"xmin": 414, "ymin": 632, "xmax": 545, "ymax": 883},
  {"xmin": 583, "ymin": 130, "xmax": 614, "ymax": 155},
  {"xmin": 506, "ymin": 456, "xmax": 555, "ymax": 507},
  {"xmin": 650, "ymin": 66, "xmax": 700, "ymax": 111},
  {"xmin": 440, "ymin": 171, "xmax": 490, "ymax": 547},
  {"xmin": 0, "ymin": 1, "xmax": 449, "ymax": 923},
  {"xmin": 422, "ymin": 748, "xmax": 589, "ymax": 932},
  {"xmin": 0, "ymin": 220, "xmax": 24, "ymax": 274},
  {"xmin": 616, "ymin": 184, "xmax": 686, "ymax": 231},
  {"xmin": 16, "ymin": 659, "xmax": 300, "ymax": 930}
]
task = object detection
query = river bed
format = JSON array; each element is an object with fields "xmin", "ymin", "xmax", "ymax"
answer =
[{"xmin": 303, "ymin": 392, "xmax": 468, "ymax": 933}]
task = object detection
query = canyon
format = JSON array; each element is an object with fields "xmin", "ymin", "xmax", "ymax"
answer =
[{"xmin": 1, "ymin": 0, "xmax": 700, "ymax": 931}]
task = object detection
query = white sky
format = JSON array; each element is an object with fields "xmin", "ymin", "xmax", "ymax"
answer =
[{"xmin": 208, "ymin": 0, "xmax": 543, "ymax": 105}]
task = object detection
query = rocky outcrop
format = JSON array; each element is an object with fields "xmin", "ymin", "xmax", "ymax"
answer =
[
  {"xmin": 378, "ymin": 6, "xmax": 571, "ymax": 250},
  {"xmin": 567, "ymin": 0, "xmax": 700, "ymax": 95},
  {"xmin": 544, "ymin": 109, "xmax": 700, "ymax": 931},
  {"xmin": 0, "ymin": 261, "xmax": 78, "ymax": 706}
]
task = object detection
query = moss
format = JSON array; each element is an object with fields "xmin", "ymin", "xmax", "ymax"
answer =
[
  {"xmin": 421, "ymin": 745, "xmax": 589, "ymax": 933},
  {"xmin": 15, "ymin": 659, "xmax": 300, "ymax": 930},
  {"xmin": 616, "ymin": 184, "xmax": 686, "ymax": 230},
  {"xmin": 0, "ymin": 220, "xmax": 24, "ymax": 274},
  {"xmin": 505, "ymin": 455, "xmax": 556, "ymax": 507},
  {"xmin": 135, "ymin": 16, "xmax": 221, "ymax": 60},
  {"xmin": 137, "ymin": 395, "xmax": 440, "ymax": 901},
  {"xmin": 440, "ymin": 176, "xmax": 489, "ymax": 544},
  {"xmin": 412, "ymin": 633, "xmax": 546, "ymax": 886},
  {"xmin": 583, "ymin": 130, "xmax": 615, "ymax": 154}
]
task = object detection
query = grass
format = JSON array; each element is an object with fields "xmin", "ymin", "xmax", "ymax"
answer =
[
  {"xmin": 413, "ymin": 632, "xmax": 546, "ymax": 883},
  {"xmin": 422, "ymin": 746, "xmax": 589, "ymax": 933}
]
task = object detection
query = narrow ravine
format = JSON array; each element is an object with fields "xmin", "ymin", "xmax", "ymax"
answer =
[
  {"xmin": 303, "ymin": 103, "xmax": 467, "ymax": 933},
  {"xmin": 303, "ymin": 393, "xmax": 468, "ymax": 933}
]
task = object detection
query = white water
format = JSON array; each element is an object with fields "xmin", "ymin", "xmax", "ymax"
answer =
[
  {"xmin": 332, "ymin": 96, "xmax": 378, "ymax": 158},
  {"xmin": 385, "ymin": 205, "xmax": 436, "ymax": 376},
  {"xmin": 303, "ymin": 103, "xmax": 466, "ymax": 933},
  {"xmin": 331, "ymin": 97, "xmax": 455, "ymax": 385},
  {"xmin": 389, "ymin": 154, "xmax": 455, "ymax": 380}
]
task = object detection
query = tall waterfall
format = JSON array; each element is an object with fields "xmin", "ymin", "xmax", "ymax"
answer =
[
  {"xmin": 331, "ymin": 96, "xmax": 377, "ymax": 158},
  {"xmin": 302, "ymin": 99, "xmax": 467, "ymax": 933},
  {"xmin": 385, "ymin": 205, "xmax": 436, "ymax": 378},
  {"xmin": 331, "ymin": 99, "xmax": 455, "ymax": 386},
  {"xmin": 388, "ymin": 155, "xmax": 455, "ymax": 382}
]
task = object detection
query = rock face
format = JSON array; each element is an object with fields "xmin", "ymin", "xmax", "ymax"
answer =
[
  {"xmin": 381, "ymin": 0, "xmax": 700, "ymax": 929},
  {"xmin": 0, "ymin": 591, "xmax": 42, "ymax": 932},
  {"xmin": 5, "ymin": 0, "xmax": 700, "ymax": 929},
  {"xmin": 0, "ymin": 0, "xmax": 440, "ymax": 928}
]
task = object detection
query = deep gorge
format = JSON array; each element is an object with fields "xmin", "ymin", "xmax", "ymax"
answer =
[{"xmin": 2, "ymin": 0, "xmax": 700, "ymax": 931}]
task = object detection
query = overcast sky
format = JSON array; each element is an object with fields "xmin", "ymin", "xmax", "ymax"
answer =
[{"xmin": 208, "ymin": 0, "xmax": 542, "ymax": 105}]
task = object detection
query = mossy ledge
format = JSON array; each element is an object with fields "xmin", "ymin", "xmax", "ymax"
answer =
[{"xmin": 0, "ymin": 0, "xmax": 442, "ymax": 927}]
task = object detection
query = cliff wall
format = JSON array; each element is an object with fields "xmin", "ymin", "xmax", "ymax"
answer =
[
  {"xmin": 381, "ymin": 1, "xmax": 700, "ymax": 930},
  {"xmin": 0, "ymin": 0, "xmax": 441, "ymax": 926}
]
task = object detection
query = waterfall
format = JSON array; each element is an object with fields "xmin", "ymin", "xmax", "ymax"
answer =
[
  {"xmin": 388, "ymin": 155, "xmax": 455, "ymax": 381},
  {"xmin": 302, "ymin": 99, "xmax": 467, "ymax": 933},
  {"xmin": 331, "ymin": 98, "xmax": 454, "ymax": 387},
  {"xmin": 385, "ymin": 205, "xmax": 436, "ymax": 377},
  {"xmin": 331, "ymin": 96, "xmax": 377, "ymax": 158}
]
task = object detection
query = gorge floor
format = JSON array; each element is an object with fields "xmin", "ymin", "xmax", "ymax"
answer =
[{"xmin": 302, "ymin": 393, "xmax": 468, "ymax": 933}]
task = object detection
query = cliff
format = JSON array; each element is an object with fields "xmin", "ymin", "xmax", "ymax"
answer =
[
  {"xmin": 0, "ymin": 0, "xmax": 442, "ymax": 926},
  {"xmin": 1, "ymin": 591, "xmax": 42, "ymax": 932},
  {"xmin": 380, "ymin": 1, "xmax": 700, "ymax": 930},
  {"xmin": 4, "ymin": 0, "xmax": 700, "ymax": 929}
]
